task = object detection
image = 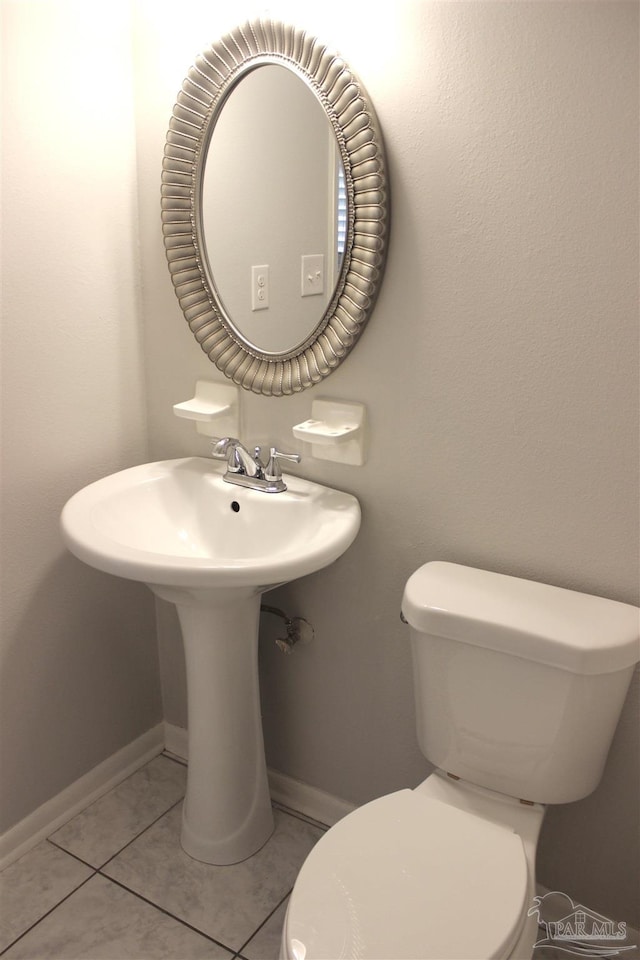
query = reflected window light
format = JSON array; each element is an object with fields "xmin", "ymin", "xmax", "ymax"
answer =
[{"xmin": 336, "ymin": 160, "xmax": 348, "ymax": 262}]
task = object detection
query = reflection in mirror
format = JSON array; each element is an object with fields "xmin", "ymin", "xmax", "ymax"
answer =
[
  {"xmin": 162, "ymin": 19, "xmax": 389, "ymax": 395},
  {"xmin": 201, "ymin": 65, "xmax": 344, "ymax": 355}
]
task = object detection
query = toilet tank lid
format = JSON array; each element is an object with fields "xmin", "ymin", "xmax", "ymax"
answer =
[{"xmin": 402, "ymin": 562, "xmax": 640, "ymax": 674}]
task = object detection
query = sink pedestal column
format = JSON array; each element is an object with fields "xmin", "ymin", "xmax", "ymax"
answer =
[{"xmin": 172, "ymin": 590, "xmax": 274, "ymax": 865}]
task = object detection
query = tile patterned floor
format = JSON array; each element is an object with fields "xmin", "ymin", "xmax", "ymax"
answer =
[
  {"xmin": 2, "ymin": 756, "xmax": 637, "ymax": 960},
  {"xmin": 0, "ymin": 754, "xmax": 323, "ymax": 960}
]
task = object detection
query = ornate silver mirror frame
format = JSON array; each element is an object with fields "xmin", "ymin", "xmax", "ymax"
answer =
[{"xmin": 161, "ymin": 19, "xmax": 389, "ymax": 396}]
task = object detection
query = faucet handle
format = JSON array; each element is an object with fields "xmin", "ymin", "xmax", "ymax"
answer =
[{"xmin": 265, "ymin": 447, "xmax": 301, "ymax": 481}]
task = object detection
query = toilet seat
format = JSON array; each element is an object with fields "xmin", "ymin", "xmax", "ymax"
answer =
[{"xmin": 284, "ymin": 789, "xmax": 529, "ymax": 960}]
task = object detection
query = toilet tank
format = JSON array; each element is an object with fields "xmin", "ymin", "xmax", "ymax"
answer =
[{"xmin": 401, "ymin": 562, "xmax": 640, "ymax": 804}]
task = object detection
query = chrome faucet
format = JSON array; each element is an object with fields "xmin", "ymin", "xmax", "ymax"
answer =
[{"xmin": 211, "ymin": 437, "xmax": 301, "ymax": 493}]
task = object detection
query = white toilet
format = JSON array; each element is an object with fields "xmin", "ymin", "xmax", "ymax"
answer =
[{"xmin": 281, "ymin": 561, "xmax": 640, "ymax": 960}]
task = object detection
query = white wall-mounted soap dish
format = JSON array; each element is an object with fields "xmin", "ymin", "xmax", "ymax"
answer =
[
  {"xmin": 173, "ymin": 381, "xmax": 239, "ymax": 437},
  {"xmin": 293, "ymin": 399, "xmax": 366, "ymax": 465}
]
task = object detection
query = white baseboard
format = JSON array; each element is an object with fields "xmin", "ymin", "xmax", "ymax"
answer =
[
  {"xmin": 163, "ymin": 721, "xmax": 355, "ymax": 828},
  {"xmin": 267, "ymin": 769, "xmax": 356, "ymax": 826},
  {"xmin": 0, "ymin": 723, "xmax": 165, "ymax": 871},
  {"xmin": 163, "ymin": 720, "xmax": 188, "ymax": 763}
]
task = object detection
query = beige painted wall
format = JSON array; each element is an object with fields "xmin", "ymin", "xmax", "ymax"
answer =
[
  {"xmin": 134, "ymin": 0, "xmax": 639, "ymax": 926},
  {"xmin": 0, "ymin": 1, "xmax": 162, "ymax": 834}
]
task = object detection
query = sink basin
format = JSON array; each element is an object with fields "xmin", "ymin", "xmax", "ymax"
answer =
[
  {"xmin": 61, "ymin": 457, "xmax": 361, "ymax": 594},
  {"xmin": 61, "ymin": 457, "xmax": 360, "ymax": 866}
]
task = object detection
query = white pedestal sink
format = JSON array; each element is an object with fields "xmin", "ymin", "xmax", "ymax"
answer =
[{"xmin": 61, "ymin": 457, "xmax": 360, "ymax": 864}]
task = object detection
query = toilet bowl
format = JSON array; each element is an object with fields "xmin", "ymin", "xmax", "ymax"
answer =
[
  {"xmin": 281, "ymin": 562, "xmax": 639, "ymax": 960},
  {"xmin": 281, "ymin": 772, "xmax": 544, "ymax": 960}
]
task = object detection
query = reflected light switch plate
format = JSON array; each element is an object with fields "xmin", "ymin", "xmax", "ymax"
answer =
[{"xmin": 301, "ymin": 254, "xmax": 324, "ymax": 297}]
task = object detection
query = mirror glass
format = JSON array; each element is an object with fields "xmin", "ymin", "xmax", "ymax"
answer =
[
  {"xmin": 201, "ymin": 65, "xmax": 345, "ymax": 356},
  {"xmin": 162, "ymin": 19, "xmax": 389, "ymax": 395}
]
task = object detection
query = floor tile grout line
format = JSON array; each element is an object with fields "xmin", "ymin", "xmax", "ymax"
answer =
[
  {"xmin": 236, "ymin": 887, "xmax": 293, "ymax": 957},
  {"xmin": 0, "ymin": 872, "xmax": 96, "ymax": 957},
  {"xmin": 43, "ymin": 753, "xmax": 172, "ymax": 843},
  {"xmin": 48, "ymin": 794, "xmax": 318, "ymax": 876},
  {"xmin": 94, "ymin": 802, "xmax": 310, "ymax": 958},
  {"xmin": 45, "ymin": 793, "xmax": 185, "ymax": 873},
  {"xmin": 97, "ymin": 795, "xmax": 185, "ymax": 871},
  {"xmin": 46, "ymin": 837, "xmax": 99, "ymax": 872},
  {"xmin": 98, "ymin": 872, "xmax": 237, "ymax": 955}
]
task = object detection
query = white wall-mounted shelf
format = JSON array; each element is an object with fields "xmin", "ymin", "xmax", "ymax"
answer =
[
  {"xmin": 293, "ymin": 399, "xmax": 366, "ymax": 465},
  {"xmin": 173, "ymin": 381, "xmax": 239, "ymax": 437}
]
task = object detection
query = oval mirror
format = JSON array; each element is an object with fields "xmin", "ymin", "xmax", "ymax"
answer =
[
  {"xmin": 162, "ymin": 19, "xmax": 389, "ymax": 396},
  {"xmin": 201, "ymin": 64, "xmax": 344, "ymax": 357}
]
